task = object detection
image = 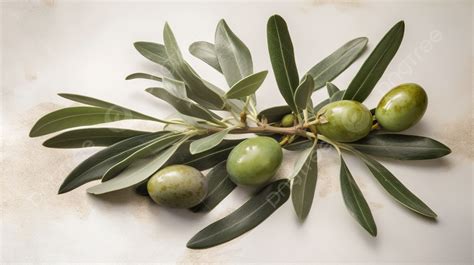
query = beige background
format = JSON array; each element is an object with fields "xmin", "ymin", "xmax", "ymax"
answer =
[{"xmin": 1, "ymin": 0, "xmax": 473, "ymax": 264}]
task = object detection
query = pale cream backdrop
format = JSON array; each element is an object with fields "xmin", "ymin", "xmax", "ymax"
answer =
[{"xmin": 1, "ymin": 0, "xmax": 472, "ymax": 264}]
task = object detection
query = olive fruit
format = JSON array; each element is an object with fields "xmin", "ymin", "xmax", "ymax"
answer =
[
  {"xmin": 316, "ymin": 100, "xmax": 372, "ymax": 142},
  {"xmin": 226, "ymin": 136, "xmax": 283, "ymax": 186},
  {"xmin": 280, "ymin": 114, "xmax": 295, "ymax": 127},
  {"xmin": 375, "ymin": 83, "xmax": 427, "ymax": 132},
  {"xmin": 147, "ymin": 165, "xmax": 207, "ymax": 208}
]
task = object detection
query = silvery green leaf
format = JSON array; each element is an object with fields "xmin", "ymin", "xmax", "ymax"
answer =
[
  {"xmin": 293, "ymin": 75, "xmax": 314, "ymax": 111},
  {"xmin": 87, "ymin": 136, "xmax": 189, "ymax": 195},
  {"xmin": 340, "ymin": 156, "xmax": 377, "ymax": 236},
  {"xmin": 58, "ymin": 93, "xmax": 162, "ymax": 122},
  {"xmin": 134, "ymin": 41, "xmax": 171, "ymax": 70},
  {"xmin": 189, "ymin": 127, "xmax": 234, "ymax": 155},
  {"xmin": 291, "ymin": 140, "xmax": 318, "ymax": 220},
  {"xmin": 163, "ymin": 23, "xmax": 225, "ymax": 110},
  {"xmin": 215, "ymin": 19, "xmax": 253, "ymax": 87},
  {"xmin": 187, "ymin": 179, "xmax": 290, "ymax": 249},
  {"xmin": 125, "ymin": 72, "xmax": 162, "ymax": 82},
  {"xmin": 102, "ymin": 133, "xmax": 183, "ymax": 181},
  {"xmin": 190, "ymin": 161, "xmax": 236, "ymax": 212},
  {"xmin": 257, "ymin": 105, "xmax": 292, "ymax": 123},
  {"xmin": 326, "ymin": 82, "xmax": 340, "ymax": 97},
  {"xmin": 189, "ymin": 41, "xmax": 222, "ymax": 73},
  {"xmin": 43, "ymin": 128, "xmax": 150, "ymax": 148},
  {"xmin": 330, "ymin": 90, "xmax": 345, "ymax": 102},
  {"xmin": 305, "ymin": 37, "xmax": 368, "ymax": 91},
  {"xmin": 267, "ymin": 15, "xmax": 299, "ymax": 112},
  {"xmin": 163, "ymin": 76, "xmax": 187, "ymax": 98},
  {"xmin": 58, "ymin": 132, "xmax": 169, "ymax": 194},
  {"xmin": 225, "ymin": 71, "xmax": 268, "ymax": 99},
  {"xmin": 29, "ymin": 107, "xmax": 136, "ymax": 137},
  {"xmin": 343, "ymin": 21, "xmax": 404, "ymax": 102},
  {"xmin": 146, "ymin": 87, "xmax": 222, "ymax": 124}
]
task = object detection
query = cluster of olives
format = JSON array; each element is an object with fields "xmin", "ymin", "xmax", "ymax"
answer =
[{"xmin": 147, "ymin": 83, "xmax": 427, "ymax": 208}]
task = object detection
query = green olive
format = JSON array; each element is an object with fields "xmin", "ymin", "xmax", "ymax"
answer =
[
  {"xmin": 226, "ymin": 136, "xmax": 283, "ymax": 186},
  {"xmin": 375, "ymin": 83, "xmax": 427, "ymax": 132},
  {"xmin": 280, "ymin": 114, "xmax": 295, "ymax": 127},
  {"xmin": 316, "ymin": 100, "xmax": 372, "ymax": 142},
  {"xmin": 147, "ymin": 165, "xmax": 207, "ymax": 208}
]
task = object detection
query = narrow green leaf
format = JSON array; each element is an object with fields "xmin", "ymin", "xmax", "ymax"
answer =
[
  {"xmin": 146, "ymin": 87, "xmax": 222, "ymax": 124},
  {"xmin": 293, "ymin": 75, "xmax": 314, "ymax": 111},
  {"xmin": 348, "ymin": 134, "xmax": 451, "ymax": 160},
  {"xmin": 43, "ymin": 128, "xmax": 150, "ymax": 148},
  {"xmin": 190, "ymin": 161, "xmax": 237, "ymax": 212},
  {"xmin": 257, "ymin": 105, "xmax": 292, "ymax": 123},
  {"xmin": 305, "ymin": 37, "xmax": 368, "ymax": 90},
  {"xmin": 326, "ymin": 82, "xmax": 340, "ymax": 97},
  {"xmin": 187, "ymin": 179, "xmax": 290, "ymax": 249},
  {"xmin": 102, "ymin": 133, "xmax": 183, "ymax": 181},
  {"xmin": 343, "ymin": 21, "xmax": 405, "ymax": 102},
  {"xmin": 345, "ymin": 146, "xmax": 437, "ymax": 218},
  {"xmin": 340, "ymin": 156, "xmax": 377, "ymax": 236},
  {"xmin": 163, "ymin": 77, "xmax": 187, "ymax": 98},
  {"xmin": 58, "ymin": 132, "xmax": 167, "ymax": 194},
  {"xmin": 58, "ymin": 93, "xmax": 161, "ymax": 122},
  {"xmin": 189, "ymin": 41, "xmax": 222, "ymax": 73},
  {"xmin": 267, "ymin": 15, "xmax": 299, "ymax": 111},
  {"xmin": 330, "ymin": 90, "xmax": 345, "ymax": 102},
  {"xmin": 225, "ymin": 71, "xmax": 268, "ymax": 99},
  {"xmin": 134, "ymin": 139, "xmax": 244, "ymax": 195},
  {"xmin": 134, "ymin": 42, "xmax": 171, "ymax": 69},
  {"xmin": 87, "ymin": 136, "xmax": 189, "ymax": 195},
  {"xmin": 215, "ymin": 19, "xmax": 253, "ymax": 87},
  {"xmin": 30, "ymin": 107, "xmax": 133, "ymax": 137},
  {"xmin": 126, "ymin": 73, "xmax": 162, "ymax": 82},
  {"xmin": 163, "ymin": 23, "xmax": 225, "ymax": 110},
  {"xmin": 190, "ymin": 128, "xmax": 233, "ymax": 155},
  {"xmin": 291, "ymin": 141, "xmax": 318, "ymax": 220}
]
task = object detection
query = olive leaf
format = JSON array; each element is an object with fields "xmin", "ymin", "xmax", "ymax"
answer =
[
  {"xmin": 225, "ymin": 71, "xmax": 268, "ymax": 99},
  {"xmin": 187, "ymin": 179, "xmax": 290, "ymax": 249},
  {"xmin": 87, "ymin": 136, "xmax": 190, "ymax": 195},
  {"xmin": 347, "ymin": 134, "xmax": 451, "ymax": 160},
  {"xmin": 267, "ymin": 15, "xmax": 299, "ymax": 112},
  {"xmin": 125, "ymin": 73, "xmax": 163, "ymax": 82},
  {"xmin": 190, "ymin": 161, "xmax": 236, "ymax": 212},
  {"xmin": 343, "ymin": 21, "xmax": 405, "ymax": 102},
  {"xmin": 146, "ymin": 87, "xmax": 223, "ymax": 125},
  {"xmin": 326, "ymin": 82, "xmax": 340, "ymax": 97},
  {"xmin": 291, "ymin": 140, "xmax": 318, "ymax": 220},
  {"xmin": 215, "ymin": 19, "xmax": 253, "ymax": 87},
  {"xmin": 163, "ymin": 23, "xmax": 225, "ymax": 110},
  {"xmin": 293, "ymin": 75, "xmax": 315, "ymax": 111},
  {"xmin": 340, "ymin": 156, "xmax": 377, "ymax": 236},
  {"xmin": 30, "ymin": 107, "xmax": 135, "ymax": 137},
  {"xmin": 342, "ymin": 145, "xmax": 437, "ymax": 218},
  {"xmin": 189, "ymin": 41, "xmax": 223, "ymax": 73},
  {"xmin": 58, "ymin": 93, "xmax": 161, "ymax": 122},
  {"xmin": 134, "ymin": 41, "xmax": 172, "ymax": 70},
  {"xmin": 43, "ymin": 128, "xmax": 150, "ymax": 148},
  {"xmin": 257, "ymin": 105, "xmax": 292, "ymax": 124},
  {"xmin": 58, "ymin": 132, "xmax": 168, "ymax": 194},
  {"xmin": 330, "ymin": 90, "xmax": 345, "ymax": 102},
  {"xmin": 163, "ymin": 76, "xmax": 187, "ymax": 98},
  {"xmin": 189, "ymin": 127, "xmax": 234, "ymax": 155},
  {"xmin": 102, "ymin": 133, "xmax": 183, "ymax": 181},
  {"xmin": 305, "ymin": 37, "xmax": 368, "ymax": 91}
]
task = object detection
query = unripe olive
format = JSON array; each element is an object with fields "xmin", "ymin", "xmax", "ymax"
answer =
[
  {"xmin": 226, "ymin": 136, "xmax": 283, "ymax": 186},
  {"xmin": 147, "ymin": 165, "xmax": 207, "ymax": 208},
  {"xmin": 280, "ymin": 114, "xmax": 295, "ymax": 127},
  {"xmin": 375, "ymin": 83, "xmax": 427, "ymax": 132},
  {"xmin": 316, "ymin": 100, "xmax": 372, "ymax": 142}
]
